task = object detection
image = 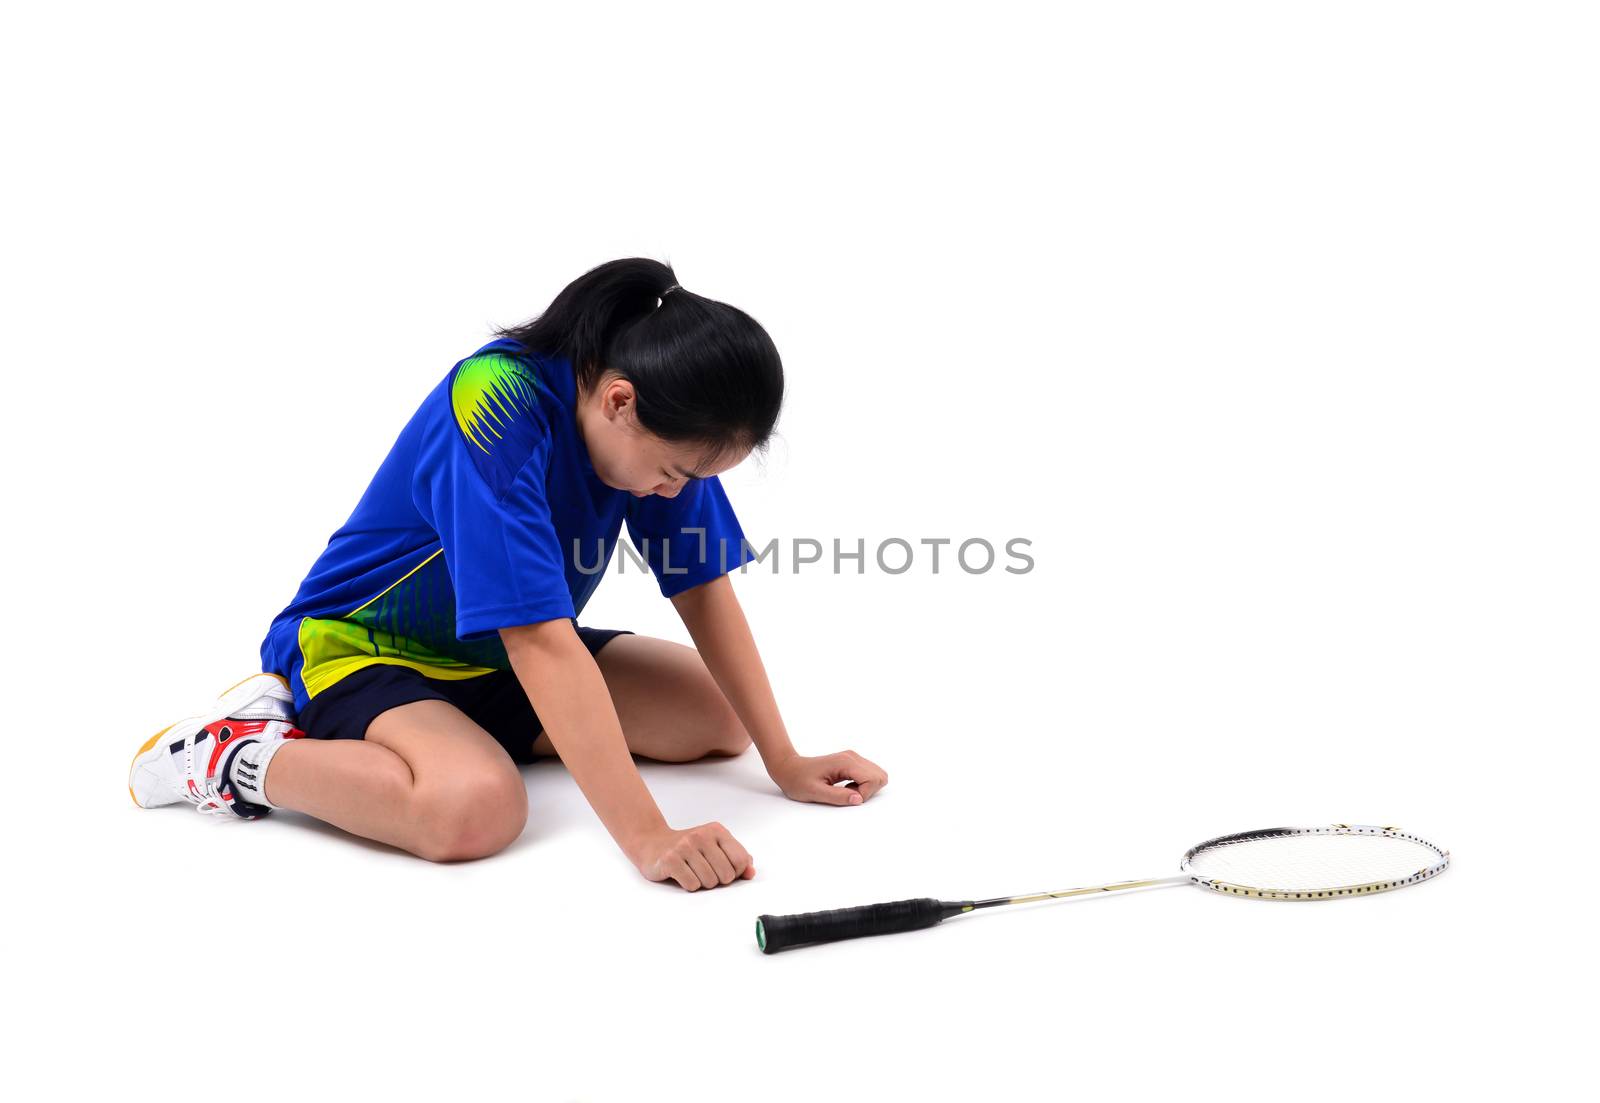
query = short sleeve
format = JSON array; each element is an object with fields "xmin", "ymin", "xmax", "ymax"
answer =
[
  {"xmin": 413, "ymin": 354, "xmax": 577, "ymax": 640},
  {"xmin": 624, "ymin": 475, "xmax": 756, "ymax": 598}
]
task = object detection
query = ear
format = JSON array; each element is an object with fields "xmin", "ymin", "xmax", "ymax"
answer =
[{"xmin": 602, "ymin": 378, "xmax": 636, "ymax": 422}]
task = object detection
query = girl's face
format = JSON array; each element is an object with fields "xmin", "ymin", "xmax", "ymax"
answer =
[{"xmin": 576, "ymin": 374, "xmax": 745, "ymax": 498}]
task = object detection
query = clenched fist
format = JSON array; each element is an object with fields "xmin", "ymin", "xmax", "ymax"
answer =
[{"xmin": 630, "ymin": 822, "xmax": 755, "ymax": 891}]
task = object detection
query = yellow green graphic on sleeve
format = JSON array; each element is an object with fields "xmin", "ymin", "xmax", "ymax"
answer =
[{"xmin": 451, "ymin": 353, "xmax": 540, "ymax": 454}]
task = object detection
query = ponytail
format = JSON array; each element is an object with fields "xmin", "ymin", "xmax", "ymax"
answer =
[{"xmin": 491, "ymin": 257, "xmax": 784, "ymax": 459}]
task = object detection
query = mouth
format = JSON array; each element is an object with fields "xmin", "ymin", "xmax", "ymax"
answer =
[{"xmin": 596, "ymin": 470, "xmax": 652, "ymax": 497}]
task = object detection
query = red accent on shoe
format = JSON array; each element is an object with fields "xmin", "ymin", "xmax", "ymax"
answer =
[{"xmin": 202, "ymin": 718, "xmax": 276, "ymax": 779}]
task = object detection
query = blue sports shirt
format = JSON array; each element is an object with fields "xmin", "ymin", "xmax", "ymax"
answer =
[{"xmin": 259, "ymin": 337, "xmax": 754, "ymax": 713}]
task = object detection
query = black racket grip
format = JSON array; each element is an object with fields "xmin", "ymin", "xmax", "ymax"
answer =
[{"xmin": 757, "ymin": 897, "xmax": 949, "ymax": 953}]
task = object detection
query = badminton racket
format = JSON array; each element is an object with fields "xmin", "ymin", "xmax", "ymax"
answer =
[{"xmin": 755, "ymin": 824, "xmax": 1449, "ymax": 953}]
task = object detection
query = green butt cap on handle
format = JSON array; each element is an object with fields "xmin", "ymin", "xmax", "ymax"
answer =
[{"xmin": 756, "ymin": 897, "xmax": 972, "ymax": 953}]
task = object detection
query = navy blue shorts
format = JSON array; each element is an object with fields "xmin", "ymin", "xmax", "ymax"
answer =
[{"xmin": 295, "ymin": 625, "xmax": 633, "ymax": 765}]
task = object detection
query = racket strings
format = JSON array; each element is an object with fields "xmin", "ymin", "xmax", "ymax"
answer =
[{"xmin": 1185, "ymin": 832, "xmax": 1442, "ymax": 892}]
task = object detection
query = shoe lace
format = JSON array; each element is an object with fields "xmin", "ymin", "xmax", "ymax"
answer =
[
  {"xmin": 182, "ymin": 730, "xmax": 236, "ymax": 817},
  {"xmin": 195, "ymin": 786, "xmax": 235, "ymax": 816}
]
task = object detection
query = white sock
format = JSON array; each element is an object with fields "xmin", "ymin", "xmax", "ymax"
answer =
[{"xmin": 227, "ymin": 724, "xmax": 298, "ymax": 809}]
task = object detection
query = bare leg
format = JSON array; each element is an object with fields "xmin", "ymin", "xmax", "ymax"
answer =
[
  {"xmin": 265, "ymin": 636, "xmax": 741, "ymax": 856},
  {"xmin": 530, "ymin": 634, "xmax": 753, "ymax": 762},
  {"xmin": 263, "ymin": 738, "xmax": 414, "ymax": 847},
  {"xmin": 265, "ymin": 698, "xmax": 528, "ymax": 862}
]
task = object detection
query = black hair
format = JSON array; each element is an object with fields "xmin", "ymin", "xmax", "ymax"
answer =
[{"xmin": 491, "ymin": 257, "xmax": 784, "ymax": 466}]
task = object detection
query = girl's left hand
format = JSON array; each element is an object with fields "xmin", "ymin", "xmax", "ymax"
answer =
[{"xmin": 768, "ymin": 750, "xmax": 888, "ymax": 806}]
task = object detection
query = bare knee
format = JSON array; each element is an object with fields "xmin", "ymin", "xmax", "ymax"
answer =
[
  {"xmin": 702, "ymin": 706, "xmax": 753, "ymax": 758},
  {"xmin": 410, "ymin": 769, "xmax": 528, "ymax": 862}
]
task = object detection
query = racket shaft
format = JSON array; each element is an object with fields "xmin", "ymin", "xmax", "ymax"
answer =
[
  {"xmin": 757, "ymin": 897, "xmax": 956, "ymax": 953},
  {"xmin": 995, "ymin": 874, "xmax": 1190, "ymax": 907}
]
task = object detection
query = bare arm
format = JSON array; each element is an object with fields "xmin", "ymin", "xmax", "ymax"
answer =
[
  {"xmin": 669, "ymin": 573, "xmax": 797, "ymax": 770},
  {"xmin": 670, "ymin": 574, "xmax": 889, "ymax": 805},
  {"xmin": 500, "ymin": 618, "xmax": 754, "ymax": 889},
  {"xmin": 501, "ymin": 619, "xmax": 667, "ymax": 854}
]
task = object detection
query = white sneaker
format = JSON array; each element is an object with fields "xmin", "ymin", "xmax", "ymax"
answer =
[{"xmin": 129, "ymin": 673, "xmax": 303, "ymax": 819}]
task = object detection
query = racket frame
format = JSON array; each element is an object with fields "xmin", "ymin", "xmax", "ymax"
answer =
[{"xmin": 1179, "ymin": 823, "xmax": 1451, "ymax": 900}]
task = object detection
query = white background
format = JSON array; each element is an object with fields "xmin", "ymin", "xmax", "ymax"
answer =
[{"xmin": 5, "ymin": 2, "xmax": 1595, "ymax": 1100}]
